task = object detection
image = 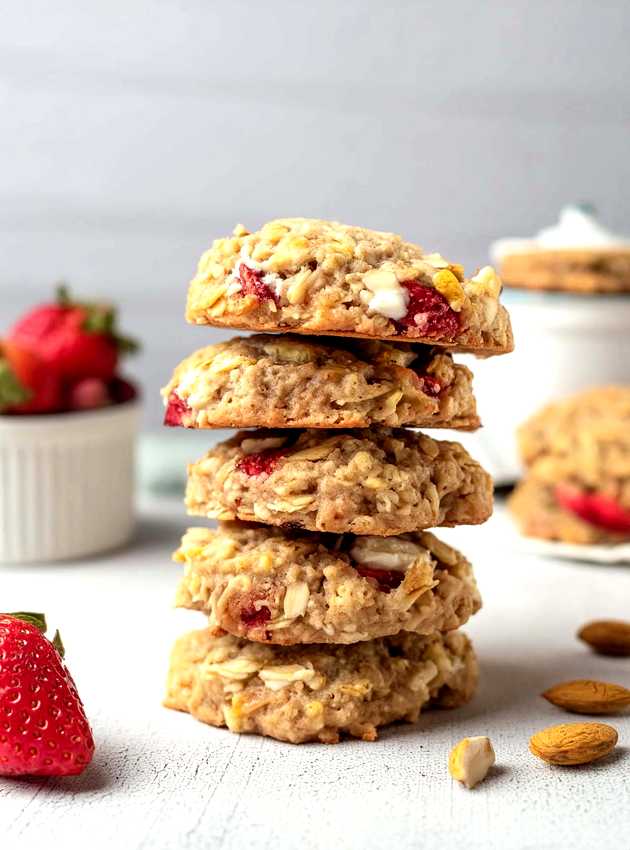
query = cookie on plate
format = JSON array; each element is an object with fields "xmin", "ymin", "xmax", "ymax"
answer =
[
  {"xmin": 511, "ymin": 387, "xmax": 630, "ymax": 543},
  {"xmin": 162, "ymin": 334, "xmax": 479, "ymax": 431},
  {"xmin": 174, "ymin": 523, "xmax": 481, "ymax": 645},
  {"xmin": 518, "ymin": 386, "xmax": 630, "ymax": 477},
  {"xmin": 186, "ymin": 218, "xmax": 513, "ymax": 356},
  {"xmin": 492, "ymin": 206, "xmax": 630, "ymax": 294},
  {"xmin": 497, "ymin": 249, "xmax": 630, "ymax": 294},
  {"xmin": 164, "ymin": 628, "xmax": 477, "ymax": 744},
  {"xmin": 508, "ymin": 477, "xmax": 630, "ymax": 545},
  {"xmin": 185, "ymin": 428, "xmax": 493, "ymax": 536}
]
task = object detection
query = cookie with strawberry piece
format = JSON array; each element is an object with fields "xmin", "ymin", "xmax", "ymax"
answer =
[
  {"xmin": 0, "ymin": 612, "xmax": 94, "ymax": 776},
  {"xmin": 185, "ymin": 427, "xmax": 493, "ymax": 536},
  {"xmin": 185, "ymin": 219, "xmax": 513, "ymax": 356},
  {"xmin": 162, "ymin": 334, "xmax": 479, "ymax": 431},
  {"xmin": 511, "ymin": 387, "xmax": 630, "ymax": 544},
  {"xmin": 510, "ymin": 477, "xmax": 630, "ymax": 545},
  {"xmin": 174, "ymin": 522, "xmax": 481, "ymax": 645}
]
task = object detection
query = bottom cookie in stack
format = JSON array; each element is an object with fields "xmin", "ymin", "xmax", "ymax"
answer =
[{"xmin": 165, "ymin": 629, "xmax": 477, "ymax": 744}]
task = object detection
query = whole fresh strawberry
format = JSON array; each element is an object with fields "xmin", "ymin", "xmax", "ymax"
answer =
[
  {"xmin": 0, "ymin": 339, "xmax": 62, "ymax": 414},
  {"xmin": 9, "ymin": 286, "xmax": 138, "ymax": 382},
  {"xmin": 0, "ymin": 613, "xmax": 95, "ymax": 776}
]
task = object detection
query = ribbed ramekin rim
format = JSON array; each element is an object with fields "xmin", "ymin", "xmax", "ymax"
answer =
[{"xmin": 0, "ymin": 399, "xmax": 141, "ymax": 435}]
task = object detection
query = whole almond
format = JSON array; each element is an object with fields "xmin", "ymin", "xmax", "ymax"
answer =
[
  {"xmin": 542, "ymin": 679, "xmax": 630, "ymax": 715},
  {"xmin": 529, "ymin": 722, "xmax": 618, "ymax": 766},
  {"xmin": 578, "ymin": 620, "xmax": 630, "ymax": 657}
]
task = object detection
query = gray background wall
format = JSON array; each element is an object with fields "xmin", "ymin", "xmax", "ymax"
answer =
[{"xmin": 3, "ymin": 0, "xmax": 630, "ymax": 429}]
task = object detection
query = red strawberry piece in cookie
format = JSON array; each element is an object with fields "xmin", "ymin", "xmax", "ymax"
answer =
[
  {"xmin": 414, "ymin": 374, "xmax": 442, "ymax": 398},
  {"xmin": 397, "ymin": 282, "xmax": 460, "ymax": 340},
  {"xmin": 555, "ymin": 484, "xmax": 630, "ymax": 534},
  {"xmin": 240, "ymin": 603, "xmax": 272, "ymax": 628},
  {"xmin": 235, "ymin": 264, "xmax": 279, "ymax": 305},
  {"xmin": 236, "ymin": 448, "xmax": 286, "ymax": 477},
  {"xmin": 0, "ymin": 340, "xmax": 62, "ymax": 414},
  {"xmin": 355, "ymin": 566, "xmax": 404, "ymax": 593},
  {"xmin": 164, "ymin": 392, "xmax": 192, "ymax": 426},
  {"xmin": 0, "ymin": 612, "xmax": 94, "ymax": 777},
  {"xmin": 9, "ymin": 286, "xmax": 138, "ymax": 383}
]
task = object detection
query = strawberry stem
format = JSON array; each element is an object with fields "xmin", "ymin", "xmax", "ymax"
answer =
[{"xmin": 0, "ymin": 360, "xmax": 32, "ymax": 411}]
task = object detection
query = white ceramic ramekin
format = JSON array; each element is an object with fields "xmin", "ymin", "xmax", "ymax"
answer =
[
  {"xmin": 461, "ymin": 291, "xmax": 630, "ymax": 484},
  {"xmin": 0, "ymin": 401, "xmax": 140, "ymax": 562}
]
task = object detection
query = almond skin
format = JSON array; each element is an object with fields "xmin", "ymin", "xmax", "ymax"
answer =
[
  {"xmin": 542, "ymin": 679, "xmax": 630, "ymax": 715},
  {"xmin": 529, "ymin": 722, "xmax": 618, "ymax": 766},
  {"xmin": 578, "ymin": 620, "xmax": 630, "ymax": 657}
]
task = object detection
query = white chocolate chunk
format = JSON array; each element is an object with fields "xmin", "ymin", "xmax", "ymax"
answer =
[{"xmin": 362, "ymin": 269, "xmax": 409, "ymax": 320}]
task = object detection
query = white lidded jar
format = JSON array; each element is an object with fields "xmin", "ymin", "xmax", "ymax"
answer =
[
  {"xmin": 0, "ymin": 400, "xmax": 140, "ymax": 562},
  {"xmin": 461, "ymin": 291, "xmax": 630, "ymax": 483}
]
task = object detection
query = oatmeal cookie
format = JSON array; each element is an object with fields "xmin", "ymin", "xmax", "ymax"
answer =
[
  {"xmin": 174, "ymin": 523, "xmax": 481, "ymax": 644},
  {"xmin": 492, "ymin": 207, "xmax": 630, "ymax": 294},
  {"xmin": 519, "ymin": 387, "xmax": 630, "ymax": 477},
  {"xmin": 164, "ymin": 628, "xmax": 477, "ymax": 743},
  {"xmin": 498, "ymin": 249, "xmax": 630, "ymax": 294},
  {"xmin": 518, "ymin": 387, "xmax": 630, "ymax": 516},
  {"xmin": 162, "ymin": 334, "xmax": 479, "ymax": 431},
  {"xmin": 509, "ymin": 477, "xmax": 630, "ymax": 545},
  {"xmin": 185, "ymin": 428, "xmax": 493, "ymax": 535},
  {"xmin": 513, "ymin": 388, "xmax": 630, "ymax": 543},
  {"xmin": 186, "ymin": 219, "xmax": 513, "ymax": 356}
]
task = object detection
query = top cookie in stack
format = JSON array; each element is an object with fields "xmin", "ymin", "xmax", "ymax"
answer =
[
  {"xmin": 163, "ymin": 218, "xmax": 513, "ymax": 744},
  {"xmin": 186, "ymin": 218, "xmax": 513, "ymax": 353}
]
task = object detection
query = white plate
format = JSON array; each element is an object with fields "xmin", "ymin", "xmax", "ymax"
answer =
[{"xmin": 517, "ymin": 533, "xmax": 630, "ymax": 564}]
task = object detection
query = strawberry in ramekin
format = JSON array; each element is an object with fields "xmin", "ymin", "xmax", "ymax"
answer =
[{"xmin": 1, "ymin": 287, "xmax": 141, "ymax": 562}]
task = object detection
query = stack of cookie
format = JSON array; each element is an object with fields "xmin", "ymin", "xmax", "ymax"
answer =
[
  {"xmin": 162, "ymin": 218, "xmax": 513, "ymax": 744},
  {"xmin": 510, "ymin": 387, "xmax": 630, "ymax": 545}
]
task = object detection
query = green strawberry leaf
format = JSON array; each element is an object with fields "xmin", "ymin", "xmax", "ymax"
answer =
[
  {"xmin": 7, "ymin": 613, "xmax": 66, "ymax": 658},
  {"xmin": 114, "ymin": 332, "xmax": 140, "ymax": 354},
  {"xmin": 55, "ymin": 284, "xmax": 140, "ymax": 355},
  {"xmin": 8, "ymin": 612, "xmax": 47, "ymax": 632},
  {"xmin": 0, "ymin": 361, "xmax": 32, "ymax": 411},
  {"xmin": 82, "ymin": 306, "xmax": 115, "ymax": 335},
  {"xmin": 52, "ymin": 630, "xmax": 65, "ymax": 659}
]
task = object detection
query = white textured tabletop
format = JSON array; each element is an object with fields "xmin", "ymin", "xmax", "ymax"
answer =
[{"xmin": 2, "ymin": 500, "xmax": 629, "ymax": 850}]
